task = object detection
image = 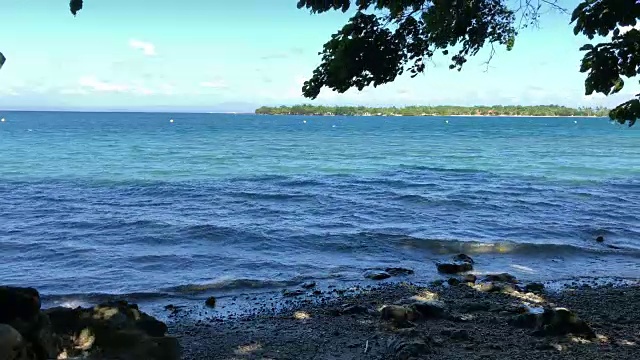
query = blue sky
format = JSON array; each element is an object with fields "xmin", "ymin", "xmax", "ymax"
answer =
[{"xmin": 0, "ymin": 0, "xmax": 637, "ymax": 112}]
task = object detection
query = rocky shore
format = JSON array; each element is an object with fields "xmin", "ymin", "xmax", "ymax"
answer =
[
  {"xmin": 2, "ymin": 254, "xmax": 639, "ymax": 359},
  {"xmin": 0, "ymin": 286, "xmax": 180, "ymax": 360},
  {"xmin": 169, "ymin": 263, "xmax": 639, "ymax": 359}
]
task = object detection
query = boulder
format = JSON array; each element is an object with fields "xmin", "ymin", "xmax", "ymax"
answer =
[
  {"xmin": 410, "ymin": 300, "xmax": 447, "ymax": 319},
  {"xmin": 525, "ymin": 282, "xmax": 545, "ymax": 293},
  {"xmin": 482, "ymin": 273, "xmax": 517, "ymax": 283},
  {"xmin": 463, "ymin": 274, "xmax": 477, "ymax": 284},
  {"xmin": 452, "ymin": 254, "xmax": 474, "ymax": 264},
  {"xmin": 0, "ymin": 287, "xmax": 41, "ymax": 324},
  {"xmin": 447, "ymin": 278, "xmax": 461, "ymax": 286},
  {"xmin": 44, "ymin": 300, "xmax": 178, "ymax": 360},
  {"xmin": 0, "ymin": 324, "xmax": 26, "ymax": 360},
  {"xmin": 380, "ymin": 305, "xmax": 418, "ymax": 323},
  {"xmin": 385, "ymin": 268, "xmax": 415, "ymax": 276},
  {"xmin": 436, "ymin": 262, "xmax": 472, "ymax": 274},
  {"xmin": 436, "ymin": 254, "xmax": 474, "ymax": 274},
  {"xmin": 510, "ymin": 307, "xmax": 595, "ymax": 339},
  {"xmin": 364, "ymin": 270, "xmax": 391, "ymax": 280},
  {"xmin": 205, "ymin": 296, "xmax": 216, "ymax": 308}
]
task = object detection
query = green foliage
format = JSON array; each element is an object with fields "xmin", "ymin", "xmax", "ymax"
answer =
[
  {"xmin": 255, "ymin": 104, "xmax": 610, "ymax": 117},
  {"xmin": 300, "ymin": 0, "xmax": 640, "ymax": 126},
  {"xmin": 299, "ymin": 0, "xmax": 517, "ymax": 100},
  {"xmin": 572, "ymin": 0, "xmax": 640, "ymax": 126},
  {"xmin": 70, "ymin": 0, "xmax": 83, "ymax": 16}
]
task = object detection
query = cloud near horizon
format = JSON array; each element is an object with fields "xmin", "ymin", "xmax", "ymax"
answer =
[{"xmin": 129, "ymin": 39, "xmax": 157, "ymax": 56}]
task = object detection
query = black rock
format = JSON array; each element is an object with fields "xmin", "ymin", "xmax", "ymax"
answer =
[
  {"xmin": 436, "ymin": 262, "xmax": 473, "ymax": 274},
  {"xmin": 483, "ymin": 273, "xmax": 517, "ymax": 284},
  {"xmin": 447, "ymin": 278, "xmax": 461, "ymax": 286},
  {"xmin": 525, "ymin": 282, "xmax": 545, "ymax": 293},
  {"xmin": 364, "ymin": 270, "xmax": 391, "ymax": 280},
  {"xmin": 0, "ymin": 286, "xmax": 41, "ymax": 323},
  {"xmin": 385, "ymin": 267, "xmax": 415, "ymax": 276},
  {"xmin": 301, "ymin": 281, "xmax": 317, "ymax": 289},
  {"xmin": 205, "ymin": 297, "xmax": 217, "ymax": 308},
  {"xmin": 282, "ymin": 289, "xmax": 305, "ymax": 297},
  {"xmin": 453, "ymin": 253, "xmax": 474, "ymax": 264},
  {"xmin": 596, "ymin": 235, "xmax": 605, "ymax": 243}
]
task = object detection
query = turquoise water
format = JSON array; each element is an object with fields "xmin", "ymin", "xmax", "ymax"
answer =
[{"xmin": 0, "ymin": 111, "xmax": 638, "ymax": 303}]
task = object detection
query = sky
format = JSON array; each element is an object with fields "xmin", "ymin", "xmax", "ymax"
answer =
[{"xmin": 0, "ymin": 0, "xmax": 637, "ymax": 112}]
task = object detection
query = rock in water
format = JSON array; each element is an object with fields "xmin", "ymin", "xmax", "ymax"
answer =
[
  {"xmin": 436, "ymin": 262, "xmax": 472, "ymax": 274},
  {"xmin": 463, "ymin": 274, "xmax": 477, "ymax": 284},
  {"xmin": 205, "ymin": 296, "xmax": 216, "ymax": 308},
  {"xmin": 596, "ymin": 235, "xmax": 605, "ymax": 243},
  {"xmin": 301, "ymin": 281, "xmax": 316, "ymax": 289},
  {"xmin": 364, "ymin": 270, "xmax": 392, "ymax": 280},
  {"xmin": 385, "ymin": 268, "xmax": 415, "ymax": 276},
  {"xmin": 436, "ymin": 254, "xmax": 474, "ymax": 274},
  {"xmin": 453, "ymin": 253, "xmax": 474, "ymax": 264},
  {"xmin": 483, "ymin": 273, "xmax": 517, "ymax": 283},
  {"xmin": 282, "ymin": 289, "xmax": 305, "ymax": 297}
]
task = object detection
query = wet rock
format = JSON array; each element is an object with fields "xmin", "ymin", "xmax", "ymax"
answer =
[
  {"xmin": 463, "ymin": 301, "xmax": 492, "ymax": 312},
  {"xmin": 411, "ymin": 300, "xmax": 447, "ymax": 319},
  {"xmin": 0, "ymin": 324, "xmax": 25, "ymax": 360},
  {"xmin": 453, "ymin": 253, "xmax": 474, "ymax": 264},
  {"xmin": 205, "ymin": 296, "xmax": 216, "ymax": 308},
  {"xmin": 0, "ymin": 286, "xmax": 41, "ymax": 324},
  {"xmin": 44, "ymin": 300, "xmax": 178, "ymax": 360},
  {"xmin": 596, "ymin": 235, "xmax": 605, "ymax": 243},
  {"xmin": 381, "ymin": 305, "xmax": 418, "ymax": 323},
  {"xmin": 388, "ymin": 336, "xmax": 431, "ymax": 360},
  {"xmin": 525, "ymin": 282, "xmax": 545, "ymax": 293},
  {"xmin": 463, "ymin": 274, "xmax": 477, "ymax": 284},
  {"xmin": 436, "ymin": 254, "xmax": 474, "ymax": 274},
  {"xmin": 447, "ymin": 278, "xmax": 461, "ymax": 286},
  {"xmin": 510, "ymin": 307, "xmax": 595, "ymax": 339},
  {"xmin": 483, "ymin": 273, "xmax": 517, "ymax": 283},
  {"xmin": 474, "ymin": 281, "xmax": 517, "ymax": 294},
  {"xmin": 282, "ymin": 289, "xmax": 305, "ymax": 297},
  {"xmin": 364, "ymin": 270, "xmax": 391, "ymax": 280},
  {"xmin": 301, "ymin": 281, "xmax": 316, "ymax": 289},
  {"xmin": 385, "ymin": 268, "xmax": 415, "ymax": 276},
  {"xmin": 436, "ymin": 262, "xmax": 472, "ymax": 274}
]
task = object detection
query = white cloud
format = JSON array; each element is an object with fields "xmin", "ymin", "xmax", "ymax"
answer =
[
  {"xmin": 129, "ymin": 39, "xmax": 157, "ymax": 56},
  {"xmin": 200, "ymin": 80, "xmax": 227, "ymax": 89},
  {"xmin": 78, "ymin": 75, "xmax": 129, "ymax": 92}
]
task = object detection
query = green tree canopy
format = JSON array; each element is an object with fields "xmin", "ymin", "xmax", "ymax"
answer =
[{"xmin": 296, "ymin": 0, "xmax": 640, "ymax": 126}]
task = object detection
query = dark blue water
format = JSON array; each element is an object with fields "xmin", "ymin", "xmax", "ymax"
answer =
[{"xmin": 0, "ymin": 111, "xmax": 639, "ymax": 304}]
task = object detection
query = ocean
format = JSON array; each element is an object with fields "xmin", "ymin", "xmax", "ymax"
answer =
[{"xmin": 0, "ymin": 111, "xmax": 639, "ymax": 310}]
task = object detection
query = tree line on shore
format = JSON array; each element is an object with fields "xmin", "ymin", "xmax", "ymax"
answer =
[{"xmin": 255, "ymin": 105, "xmax": 610, "ymax": 117}]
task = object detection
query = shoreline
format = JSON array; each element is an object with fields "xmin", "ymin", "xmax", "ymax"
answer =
[{"xmin": 169, "ymin": 278, "xmax": 640, "ymax": 359}]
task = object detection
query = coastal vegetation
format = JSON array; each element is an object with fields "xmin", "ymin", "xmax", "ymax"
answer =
[
  {"xmin": 255, "ymin": 104, "xmax": 610, "ymax": 117},
  {"xmin": 296, "ymin": 0, "xmax": 640, "ymax": 126},
  {"xmin": 1, "ymin": 1, "xmax": 638, "ymax": 125}
]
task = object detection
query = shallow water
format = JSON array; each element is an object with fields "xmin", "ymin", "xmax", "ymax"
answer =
[{"xmin": 0, "ymin": 111, "xmax": 638, "ymax": 305}]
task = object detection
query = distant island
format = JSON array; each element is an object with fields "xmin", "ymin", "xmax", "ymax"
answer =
[{"xmin": 255, "ymin": 104, "xmax": 609, "ymax": 117}]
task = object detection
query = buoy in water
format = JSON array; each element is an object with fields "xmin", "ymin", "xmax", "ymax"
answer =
[
  {"xmin": 445, "ymin": 120, "xmax": 449, "ymax": 124},
  {"xmin": 169, "ymin": 119, "xmax": 174, "ymax": 123},
  {"xmin": 574, "ymin": 120, "xmax": 577, "ymax": 124},
  {"xmin": 1, "ymin": 118, "xmax": 5, "ymax": 122},
  {"xmin": 303, "ymin": 120, "xmax": 307, "ymax": 124}
]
